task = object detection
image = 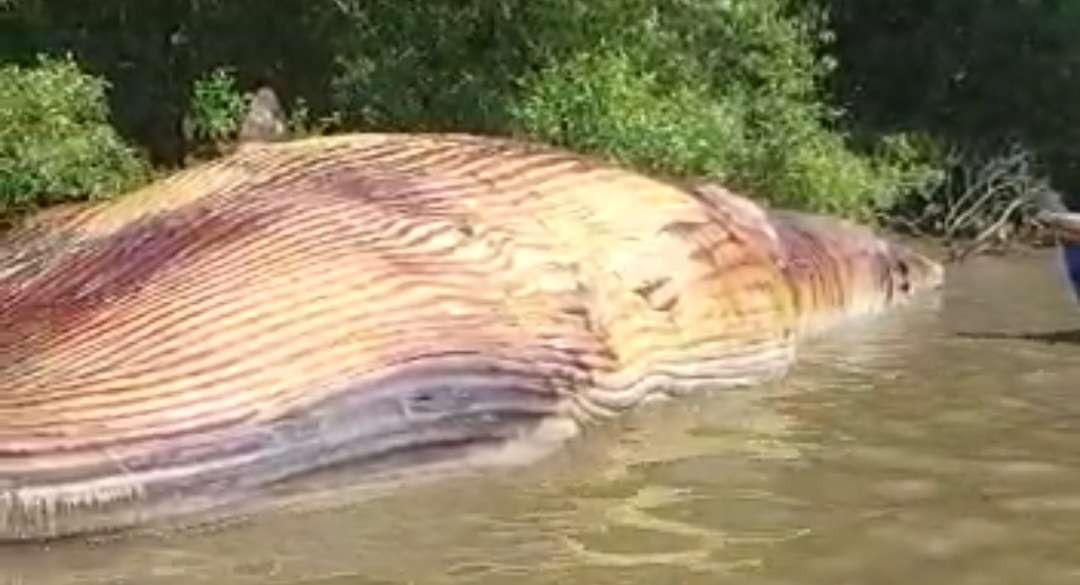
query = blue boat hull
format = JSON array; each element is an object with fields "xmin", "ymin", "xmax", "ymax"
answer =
[{"xmin": 1064, "ymin": 244, "xmax": 1080, "ymax": 300}]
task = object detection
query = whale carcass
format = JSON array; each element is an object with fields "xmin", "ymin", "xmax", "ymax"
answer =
[{"xmin": 0, "ymin": 134, "xmax": 942, "ymax": 539}]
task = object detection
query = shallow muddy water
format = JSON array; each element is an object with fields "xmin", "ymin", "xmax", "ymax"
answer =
[{"xmin": 3, "ymin": 249, "xmax": 1080, "ymax": 585}]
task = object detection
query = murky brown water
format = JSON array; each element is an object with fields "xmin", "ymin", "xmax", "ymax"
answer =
[{"xmin": 4, "ymin": 249, "xmax": 1080, "ymax": 585}]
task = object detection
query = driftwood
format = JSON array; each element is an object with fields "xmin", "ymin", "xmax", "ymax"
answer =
[{"xmin": 883, "ymin": 144, "xmax": 1056, "ymax": 261}]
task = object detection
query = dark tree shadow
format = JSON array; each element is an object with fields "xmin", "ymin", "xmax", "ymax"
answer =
[
  {"xmin": 1, "ymin": 1, "xmax": 344, "ymax": 166},
  {"xmin": 958, "ymin": 329, "xmax": 1080, "ymax": 346}
]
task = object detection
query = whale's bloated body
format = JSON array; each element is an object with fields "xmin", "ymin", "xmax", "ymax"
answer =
[{"xmin": 0, "ymin": 134, "xmax": 941, "ymax": 539}]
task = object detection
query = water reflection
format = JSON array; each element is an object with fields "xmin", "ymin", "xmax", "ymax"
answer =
[
  {"xmin": 957, "ymin": 329, "xmax": 1080, "ymax": 345},
  {"xmin": 4, "ymin": 249, "xmax": 1080, "ymax": 585}
]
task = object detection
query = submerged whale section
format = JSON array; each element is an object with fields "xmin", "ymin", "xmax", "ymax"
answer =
[{"xmin": 0, "ymin": 134, "xmax": 942, "ymax": 539}]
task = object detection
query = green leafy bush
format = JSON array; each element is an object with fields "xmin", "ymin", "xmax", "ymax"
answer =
[
  {"xmin": 0, "ymin": 1, "xmax": 950, "ymax": 223},
  {"xmin": 329, "ymin": 2, "xmax": 526, "ymax": 132},
  {"xmin": 511, "ymin": 51, "xmax": 746, "ymax": 178},
  {"xmin": 0, "ymin": 55, "xmax": 148, "ymax": 221},
  {"xmin": 329, "ymin": 0, "xmax": 932, "ymax": 219},
  {"xmin": 185, "ymin": 67, "xmax": 248, "ymax": 146}
]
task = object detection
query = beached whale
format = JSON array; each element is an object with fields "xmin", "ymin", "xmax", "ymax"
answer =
[{"xmin": 0, "ymin": 134, "xmax": 942, "ymax": 539}]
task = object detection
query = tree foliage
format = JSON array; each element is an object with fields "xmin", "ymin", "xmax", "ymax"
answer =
[
  {"xmin": 0, "ymin": 55, "xmax": 147, "ymax": 223},
  {"xmin": 2, "ymin": 0, "xmax": 1073, "ymax": 227},
  {"xmin": 0, "ymin": 0, "xmax": 343, "ymax": 165},
  {"xmin": 185, "ymin": 67, "xmax": 248, "ymax": 146},
  {"xmin": 329, "ymin": 0, "xmax": 930, "ymax": 218},
  {"xmin": 829, "ymin": 0, "xmax": 1080, "ymax": 204}
]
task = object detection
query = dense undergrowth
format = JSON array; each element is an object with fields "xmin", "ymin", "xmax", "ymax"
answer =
[
  {"xmin": 1, "ymin": 0, "xmax": 1072, "ymax": 242},
  {"xmin": 0, "ymin": 56, "xmax": 147, "ymax": 227}
]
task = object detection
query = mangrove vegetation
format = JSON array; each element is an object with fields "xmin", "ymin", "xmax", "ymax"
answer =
[{"xmin": 1, "ymin": 0, "xmax": 1076, "ymax": 244}]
